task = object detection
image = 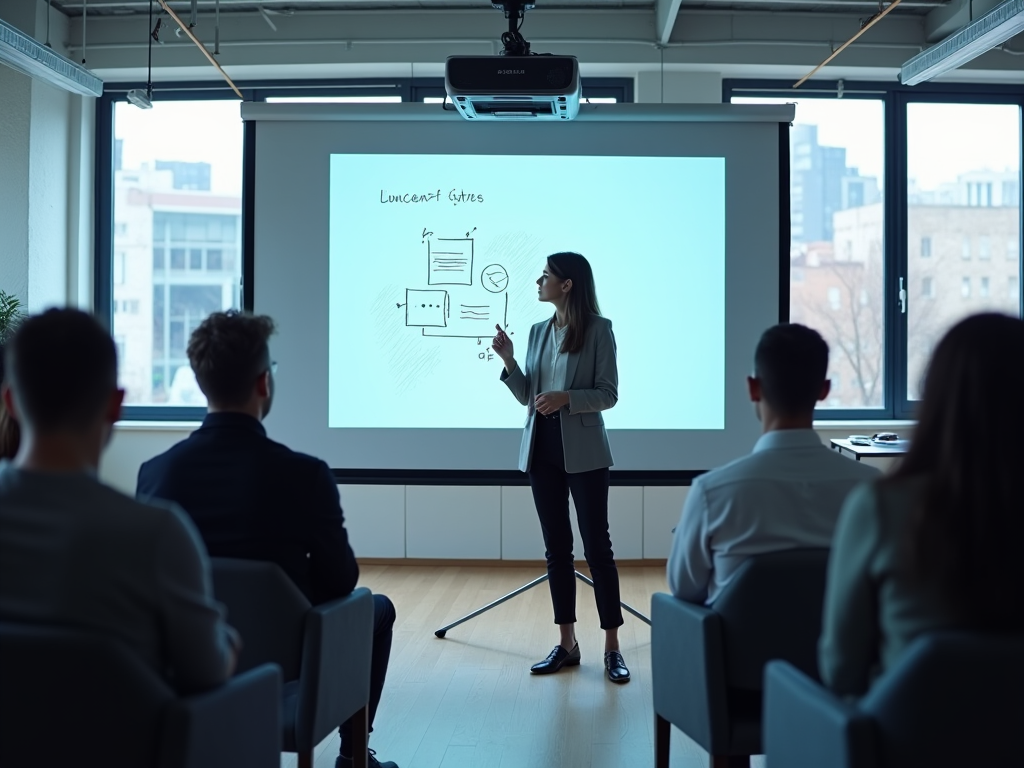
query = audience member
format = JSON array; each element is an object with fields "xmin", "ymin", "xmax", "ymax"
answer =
[
  {"xmin": 137, "ymin": 310, "xmax": 398, "ymax": 768},
  {"xmin": 667, "ymin": 323, "xmax": 880, "ymax": 603},
  {"xmin": 0, "ymin": 345, "xmax": 21, "ymax": 459},
  {"xmin": 820, "ymin": 313, "xmax": 1024, "ymax": 696},
  {"xmin": 0, "ymin": 309, "xmax": 238, "ymax": 693}
]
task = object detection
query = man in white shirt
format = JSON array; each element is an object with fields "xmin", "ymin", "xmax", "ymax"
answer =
[{"xmin": 668, "ymin": 323, "xmax": 880, "ymax": 604}]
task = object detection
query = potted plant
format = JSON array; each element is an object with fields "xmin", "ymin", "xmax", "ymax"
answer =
[{"xmin": 0, "ymin": 290, "xmax": 26, "ymax": 346}]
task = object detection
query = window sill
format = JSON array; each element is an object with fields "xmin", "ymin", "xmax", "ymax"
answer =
[
  {"xmin": 814, "ymin": 419, "xmax": 916, "ymax": 429},
  {"xmin": 115, "ymin": 420, "xmax": 202, "ymax": 430}
]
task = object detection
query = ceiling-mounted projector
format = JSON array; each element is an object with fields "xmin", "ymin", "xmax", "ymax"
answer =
[
  {"xmin": 445, "ymin": 55, "xmax": 580, "ymax": 121},
  {"xmin": 444, "ymin": 1, "xmax": 580, "ymax": 121}
]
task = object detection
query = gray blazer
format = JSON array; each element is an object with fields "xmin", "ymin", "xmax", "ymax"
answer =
[{"xmin": 500, "ymin": 315, "xmax": 618, "ymax": 473}]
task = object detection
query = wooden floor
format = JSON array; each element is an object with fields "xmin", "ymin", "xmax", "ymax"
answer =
[{"xmin": 281, "ymin": 565, "xmax": 766, "ymax": 768}]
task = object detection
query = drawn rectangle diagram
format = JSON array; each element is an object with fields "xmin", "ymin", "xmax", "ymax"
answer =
[
  {"xmin": 405, "ymin": 289, "xmax": 448, "ymax": 328},
  {"xmin": 428, "ymin": 238, "xmax": 474, "ymax": 286}
]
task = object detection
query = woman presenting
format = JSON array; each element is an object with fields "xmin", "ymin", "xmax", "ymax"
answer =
[{"xmin": 491, "ymin": 252, "xmax": 629, "ymax": 683}]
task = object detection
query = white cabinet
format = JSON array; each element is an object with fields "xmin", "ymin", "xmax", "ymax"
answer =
[
  {"xmin": 339, "ymin": 484, "xmax": 406, "ymax": 558},
  {"xmin": 642, "ymin": 486, "xmax": 689, "ymax": 559},
  {"xmin": 406, "ymin": 485, "xmax": 501, "ymax": 559}
]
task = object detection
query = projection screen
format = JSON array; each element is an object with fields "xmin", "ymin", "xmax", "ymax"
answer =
[{"xmin": 244, "ymin": 103, "xmax": 793, "ymax": 473}]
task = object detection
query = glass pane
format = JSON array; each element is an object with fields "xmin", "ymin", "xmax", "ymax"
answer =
[
  {"xmin": 113, "ymin": 100, "xmax": 243, "ymax": 406},
  {"xmin": 264, "ymin": 95, "xmax": 402, "ymax": 103},
  {"xmin": 906, "ymin": 103, "xmax": 1022, "ymax": 400},
  {"xmin": 734, "ymin": 97, "xmax": 886, "ymax": 408}
]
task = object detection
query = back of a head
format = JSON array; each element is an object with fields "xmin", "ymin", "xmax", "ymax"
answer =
[
  {"xmin": 5, "ymin": 309, "xmax": 117, "ymax": 433},
  {"xmin": 896, "ymin": 312, "xmax": 1024, "ymax": 628},
  {"xmin": 188, "ymin": 310, "xmax": 275, "ymax": 408},
  {"xmin": 753, "ymin": 324, "xmax": 829, "ymax": 416}
]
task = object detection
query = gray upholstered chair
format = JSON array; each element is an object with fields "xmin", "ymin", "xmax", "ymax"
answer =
[
  {"xmin": 652, "ymin": 548, "xmax": 831, "ymax": 768},
  {"xmin": 764, "ymin": 631, "xmax": 1024, "ymax": 768},
  {"xmin": 0, "ymin": 621, "xmax": 281, "ymax": 768},
  {"xmin": 209, "ymin": 557, "xmax": 374, "ymax": 768}
]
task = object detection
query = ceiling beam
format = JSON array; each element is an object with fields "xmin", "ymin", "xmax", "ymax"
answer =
[{"xmin": 655, "ymin": 0, "xmax": 683, "ymax": 45}]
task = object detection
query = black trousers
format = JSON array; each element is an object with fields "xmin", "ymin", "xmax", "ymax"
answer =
[
  {"xmin": 339, "ymin": 593, "xmax": 396, "ymax": 757},
  {"xmin": 528, "ymin": 413, "xmax": 624, "ymax": 630}
]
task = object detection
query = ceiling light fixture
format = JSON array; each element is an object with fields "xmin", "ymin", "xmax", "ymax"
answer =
[
  {"xmin": 0, "ymin": 16, "xmax": 102, "ymax": 97},
  {"xmin": 900, "ymin": 0, "xmax": 1024, "ymax": 84}
]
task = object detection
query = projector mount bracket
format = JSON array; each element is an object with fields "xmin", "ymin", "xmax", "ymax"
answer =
[{"xmin": 492, "ymin": 1, "xmax": 536, "ymax": 56}]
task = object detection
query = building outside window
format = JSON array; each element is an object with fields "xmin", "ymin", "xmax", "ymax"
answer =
[
  {"xmin": 112, "ymin": 101, "xmax": 243, "ymax": 406},
  {"xmin": 906, "ymin": 103, "xmax": 1021, "ymax": 399}
]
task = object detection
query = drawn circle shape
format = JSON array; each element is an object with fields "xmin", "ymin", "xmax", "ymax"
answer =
[{"xmin": 481, "ymin": 264, "xmax": 510, "ymax": 294}]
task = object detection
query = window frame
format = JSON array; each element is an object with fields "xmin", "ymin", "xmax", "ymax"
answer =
[
  {"xmin": 724, "ymin": 79, "xmax": 1024, "ymax": 422},
  {"xmin": 96, "ymin": 77, "xmax": 634, "ymax": 421}
]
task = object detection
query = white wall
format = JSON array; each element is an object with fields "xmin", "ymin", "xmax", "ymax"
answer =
[
  {"xmin": 0, "ymin": 1, "xmax": 94, "ymax": 312},
  {"xmin": 103, "ymin": 421, "xmax": 904, "ymax": 561}
]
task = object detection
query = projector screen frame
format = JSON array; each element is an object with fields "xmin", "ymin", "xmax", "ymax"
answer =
[{"xmin": 240, "ymin": 102, "xmax": 794, "ymax": 485}]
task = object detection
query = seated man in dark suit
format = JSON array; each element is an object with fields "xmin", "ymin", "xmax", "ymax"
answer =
[{"xmin": 137, "ymin": 310, "xmax": 397, "ymax": 768}]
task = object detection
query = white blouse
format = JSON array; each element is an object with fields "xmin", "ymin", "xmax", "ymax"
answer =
[{"xmin": 537, "ymin": 321, "xmax": 569, "ymax": 399}]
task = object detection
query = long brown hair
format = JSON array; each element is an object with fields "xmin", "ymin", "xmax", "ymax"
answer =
[
  {"xmin": 889, "ymin": 313, "xmax": 1024, "ymax": 628},
  {"xmin": 547, "ymin": 252, "xmax": 601, "ymax": 354}
]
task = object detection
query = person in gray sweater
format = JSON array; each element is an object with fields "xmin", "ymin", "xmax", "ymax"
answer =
[
  {"xmin": 0, "ymin": 308, "xmax": 238, "ymax": 694},
  {"xmin": 820, "ymin": 313, "xmax": 1024, "ymax": 696}
]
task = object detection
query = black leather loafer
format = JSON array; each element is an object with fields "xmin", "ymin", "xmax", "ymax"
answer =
[
  {"xmin": 604, "ymin": 650, "xmax": 630, "ymax": 683},
  {"xmin": 530, "ymin": 643, "xmax": 581, "ymax": 674}
]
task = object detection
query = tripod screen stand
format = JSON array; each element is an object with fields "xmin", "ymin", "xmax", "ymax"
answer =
[{"xmin": 434, "ymin": 569, "xmax": 651, "ymax": 638}]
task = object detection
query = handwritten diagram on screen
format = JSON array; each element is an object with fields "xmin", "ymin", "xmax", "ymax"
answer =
[{"xmin": 328, "ymin": 153, "xmax": 726, "ymax": 430}]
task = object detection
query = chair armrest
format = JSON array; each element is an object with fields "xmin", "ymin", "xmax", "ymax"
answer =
[
  {"xmin": 763, "ymin": 661, "xmax": 873, "ymax": 768},
  {"xmin": 296, "ymin": 586, "xmax": 375, "ymax": 748},
  {"xmin": 160, "ymin": 663, "xmax": 282, "ymax": 768},
  {"xmin": 651, "ymin": 592, "xmax": 729, "ymax": 754}
]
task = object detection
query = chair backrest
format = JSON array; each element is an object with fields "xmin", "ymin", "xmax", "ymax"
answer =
[
  {"xmin": 210, "ymin": 557, "xmax": 310, "ymax": 681},
  {"xmin": 0, "ymin": 622, "xmax": 171, "ymax": 768},
  {"xmin": 861, "ymin": 631, "xmax": 1024, "ymax": 768},
  {"xmin": 712, "ymin": 548, "xmax": 830, "ymax": 690}
]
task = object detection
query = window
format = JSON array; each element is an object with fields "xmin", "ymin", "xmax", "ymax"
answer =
[
  {"xmin": 1012, "ymin": 276, "xmax": 1020, "ymax": 299},
  {"xmin": 922, "ymin": 277, "xmax": 934, "ymax": 298},
  {"xmin": 265, "ymin": 95, "xmax": 402, "ymax": 103},
  {"xmin": 113, "ymin": 251, "xmax": 126, "ymax": 284},
  {"xmin": 112, "ymin": 100, "xmax": 243, "ymax": 407},
  {"xmin": 1011, "ymin": 238, "xmax": 1020, "ymax": 261},
  {"xmin": 733, "ymin": 95, "xmax": 885, "ymax": 410},
  {"xmin": 827, "ymin": 287, "xmax": 842, "ymax": 310},
  {"xmin": 906, "ymin": 102, "xmax": 1021, "ymax": 401},
  {"xmin": 920, "ymin": 237, "xmax": 931, "ymax": 257}
]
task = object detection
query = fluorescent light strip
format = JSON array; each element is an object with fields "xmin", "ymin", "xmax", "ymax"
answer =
[
  {"xmin": 0, "ymin": 17, "xmax": 102, "ymax": 97},
  {"xmin": 901, "ymin": 0, "xmax": 1024, "ymax": 85}
]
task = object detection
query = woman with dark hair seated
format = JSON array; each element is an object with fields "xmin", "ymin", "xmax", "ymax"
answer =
[
  {"xmin": 0, "ymin": 346, "xmax": 22, "ymax": 460},
  {"xmin": 819, "ymin": 312, "xmax": 1024, "ymax": 697}
]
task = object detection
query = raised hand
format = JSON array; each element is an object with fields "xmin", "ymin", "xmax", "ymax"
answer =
[{"xmin": 492, "ymin": 323, "xmax": 514, "ymax": 363}]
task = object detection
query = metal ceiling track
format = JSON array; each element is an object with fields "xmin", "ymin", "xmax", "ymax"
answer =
[
  {"xmin": 0, "ymin": 16, "xmax": 103, "ymax": 96},
  {"xmin": 900, "ymin": 0, "xmax": 1024, "ymax": 83}
]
